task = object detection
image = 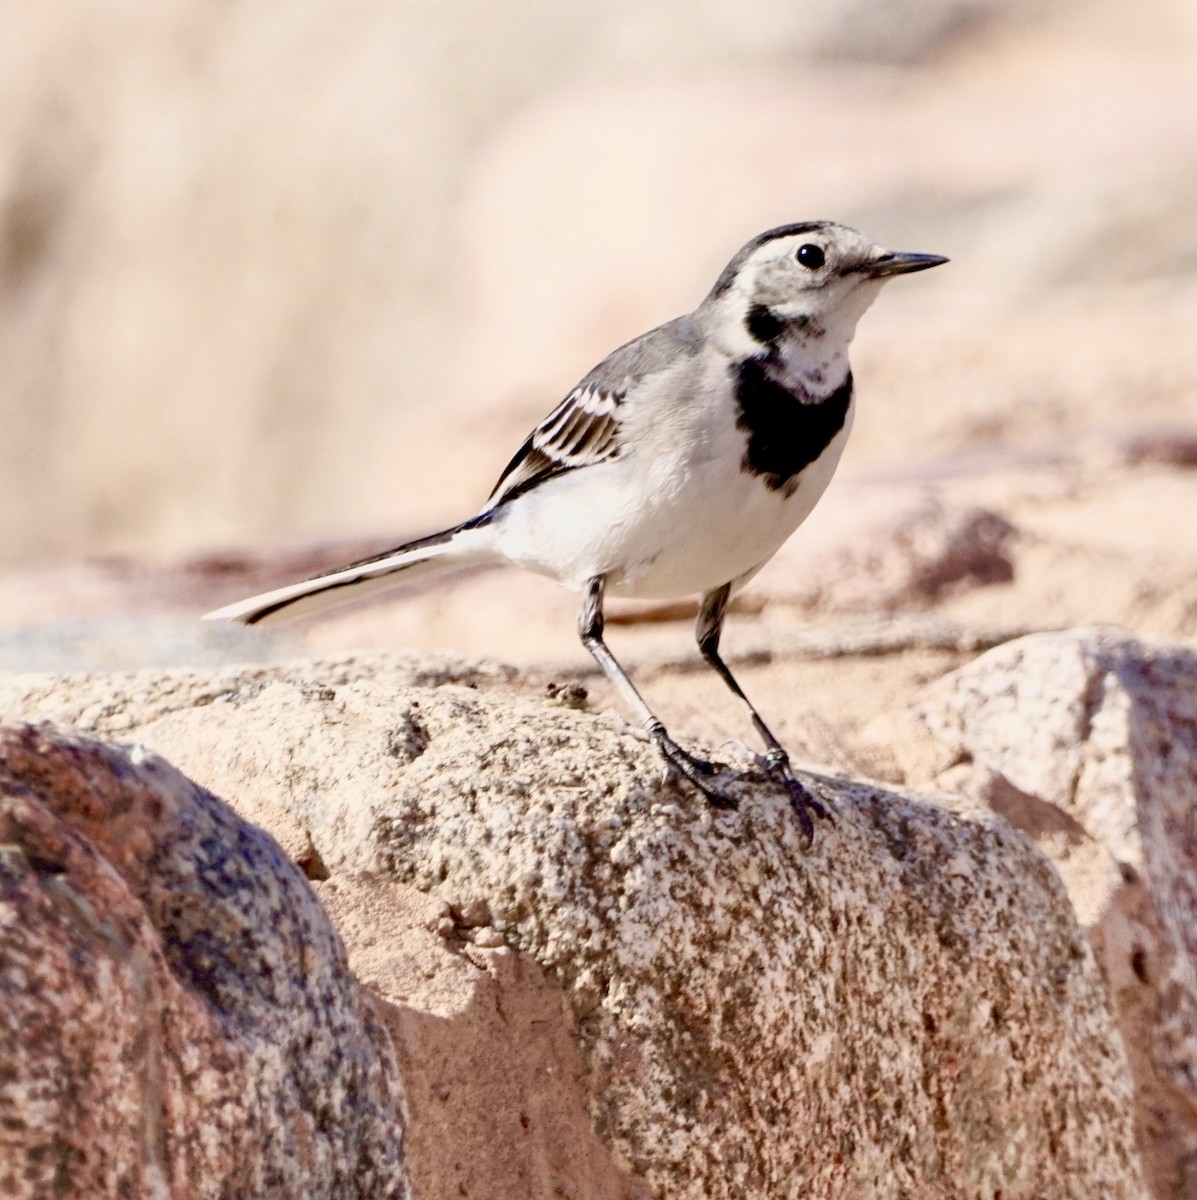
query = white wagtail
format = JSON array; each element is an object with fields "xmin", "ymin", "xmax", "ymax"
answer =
[{"xmin": 205, "ymin": 222, "xmax": 946, "ymax": 840}]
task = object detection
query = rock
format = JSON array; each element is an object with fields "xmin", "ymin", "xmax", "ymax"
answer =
[
  {"xmin": 784, "ymin": 0, "xmax": 997, "ymax": 64},
  {"xmin": 0, "ymin": 722, "xmax": 409, "ymax": 1200},
  {"xmin": 1119, "ymin": 428, "xmax": 1197, "ymax": 469},
  {"xmin": 754, "ymin": 487, "xmax": 1016, "ymax": 612},
  {"xmin": 318, "ymin": 875, "xmax": 652, "ymax": 1200},
  {"xmin": 0, "ymin": 654, "xmax": 518, "ymax": 876},
  {"xmin": 917, "ymin": 627, "xmax": 1197, "ymax": 1197},
  {"xmin": 915, "ymin": 628, "xmax": 1192, "ymax": 864},
  {"xmin": 0, "ymin": 657, "xmax": 1146, "ymax": 1197}
]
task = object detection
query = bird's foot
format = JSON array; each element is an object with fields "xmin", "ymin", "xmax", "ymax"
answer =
[
  {"xmin": 761, "ymin": 748, "xmax": 831, "ymax": 845},
  {"xmin": 650, "ymin": 732, "xmax": 832, "ymax": 836},
  {"xmin": 653, "ymin": 733, "xmax": 739, "ymax": 810}
]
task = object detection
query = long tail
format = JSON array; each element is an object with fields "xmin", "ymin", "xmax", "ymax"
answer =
[{"xmin": 202, "ymin": 515, "xmax": 498, "ymax": 626}]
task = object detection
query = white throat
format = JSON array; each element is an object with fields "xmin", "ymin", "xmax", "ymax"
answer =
[{"xmin": 704, "ymin": 275, "xmax": 884, "ymax": 398}]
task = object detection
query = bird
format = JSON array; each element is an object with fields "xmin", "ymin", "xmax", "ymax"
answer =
[{"xmin": 204, "ymin": 221, "xmax": 947, "ymax": 841}]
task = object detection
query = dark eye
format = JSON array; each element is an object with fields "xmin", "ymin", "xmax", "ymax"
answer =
[{"xmin": 796, "ymin": 243, "xmax": 825, "ymax": 270}]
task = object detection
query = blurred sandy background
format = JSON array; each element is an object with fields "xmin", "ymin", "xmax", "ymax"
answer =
[
  {"xmin": 3, "ymin": 0, "xmax": 1194, "ymax": 559},
  {"xmin": 1, "ymin": 0, "xmax": 1196, "ymax": 676}
]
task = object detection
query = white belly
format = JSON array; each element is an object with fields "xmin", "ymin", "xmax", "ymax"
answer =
[{"xmin": 492, "ymin": 394, "xmax": 854, "ymax": 600}]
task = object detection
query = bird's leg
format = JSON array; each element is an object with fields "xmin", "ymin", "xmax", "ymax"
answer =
[
  {"xmin": 579, "ymin": 576, "xmax": 736, "ymax": 809},
  {"xmin": 696, "ymin": 584, "xmax": 830, "ymax": 842}
]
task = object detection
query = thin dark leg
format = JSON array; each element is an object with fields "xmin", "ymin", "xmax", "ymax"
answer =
[
  {"xmin": 696, "ymin": 584, "xmax": 829, "ymax": 842},
  {"xmin": 579, "ymin": 576, "xmax": 736, "ymax": 809}
]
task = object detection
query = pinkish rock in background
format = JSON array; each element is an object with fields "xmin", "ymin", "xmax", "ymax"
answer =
[
  {"xmin": 0, "ymin": 723, "xmax": 408, "ymax": 1200},
  {"xmin": 917, "ymin": 628, "xmax": 1197, "ymax": 1196}
]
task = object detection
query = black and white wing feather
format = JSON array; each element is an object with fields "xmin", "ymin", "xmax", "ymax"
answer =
[
  {"xmin": 487, "ymin": 381, "xmax": 623, "ymax": 506},
  {"xmin": 486, "ymin": 314, "xmax": 702, "ymax": 509}
]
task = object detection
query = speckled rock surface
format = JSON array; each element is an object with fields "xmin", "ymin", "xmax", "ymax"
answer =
[
  {"xmin": 0, "ymin": 653, "xmax": 518, "ymax": 877},
  {"xmin": 0, "ymin": 722, "xmax": 409, "ymax": 1200},
  {"xmin": 318, "ymin": 874, "xmax": 653, "ymax": 1200},
  {"xmin": 362, "ymin": 739, "xmax": 1144, "ymax": 1199},
  {"xmin": 0, "ymin": 658, "xmax": 1147, "ymax": 1198},
  {"xmin": 918, "ymin": 628, "xmax": 1197, "ymax": 1198}
]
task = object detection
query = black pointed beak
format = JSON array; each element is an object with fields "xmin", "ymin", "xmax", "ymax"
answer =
[{"xmin": 860, "ymin": 251, "xmax": 949, "ymax": 278}]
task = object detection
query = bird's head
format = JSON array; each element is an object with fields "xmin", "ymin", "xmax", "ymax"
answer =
[{"xmin": 700, "ymin": 221, "xmax": 947, "ymax": 355}]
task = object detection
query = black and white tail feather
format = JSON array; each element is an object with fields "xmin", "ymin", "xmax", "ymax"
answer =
[
  {"xmin": 202, "ymin": 518, "xmax": 499, "ymax": 626},
  {"xmin": 204, "ymin": 221, "xmax": 947, "ymax": 843}
]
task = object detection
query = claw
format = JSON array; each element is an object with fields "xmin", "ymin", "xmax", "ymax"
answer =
[
  {"xmin": 767, "ymin": 755, "xmax": 831, "ymax": 846},
  {"xmin": 655, "ymin": 737, "xmax": 739, "ymax": 810},
  {"xmin": 782, "ymin": 776, "xmax": 830, "ymax": 845},
  {"xmin": 695, "ymin": 777, "xmax": 739, "ymax": 811}
]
